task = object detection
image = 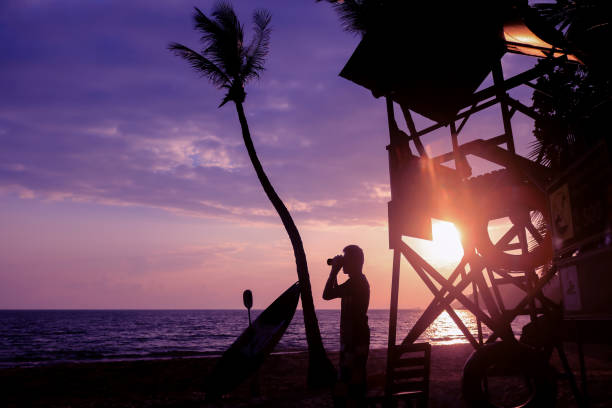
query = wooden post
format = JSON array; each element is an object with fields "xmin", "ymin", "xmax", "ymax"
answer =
[
  {"xmin": 487, "ymin": 268, "xmax": 506, "ymax": 314},
  {"xmin": 385, "ymin": 95, "xmax": 401, "ymax": 398},
  {"xmin": 492, "ymin": 61, "xmax": 516, "ymax": 154},
  {"xmin": 385, "ymin": 249, "xmax": 401, "ymax": 397},
  {"xmin": 386, "ymin": 97, "xmax": 398, "ymax": 145},
  {"xmin": 387, "ymin": 249, "xmax": 401, "ymax": 351},
  {"xmin": 450, "ymin": 121, "xmax": 471, "ymax": 178}
]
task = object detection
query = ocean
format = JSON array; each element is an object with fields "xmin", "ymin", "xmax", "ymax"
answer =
[{"xmin": 0, "ymin": 309, "xmax": 529, "ymax": 368}]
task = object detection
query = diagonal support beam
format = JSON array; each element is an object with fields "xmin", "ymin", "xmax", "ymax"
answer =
[
  {"xmin": 401, "ymin": 258, "xmax": 469, "ymax": 346},
  {"xmin": 399, "ymin": 104, "xmax": 428, "ymax": 158},
  {"xmin": 402, "ymin": 252, "xmax": 479, "ymax": 348},
  {"xmin": 486, "ymin": 264, "xmax": 558, "ymax": 343},
  {"xmin": 398, "ymin": 241, "xmax": 511, "ymax": 344},
  {"xmin": 492, "ymin": 60, "xmax": 516, "ymax": 154}
]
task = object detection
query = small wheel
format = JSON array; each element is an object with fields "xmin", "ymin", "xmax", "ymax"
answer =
[
  {"xmin": 462, "ymin": 341, "xmax": 557, "ymax": 408},
  {"xmin": 472, "ymin": 185, "xmax": 552, "ymax": 271}
]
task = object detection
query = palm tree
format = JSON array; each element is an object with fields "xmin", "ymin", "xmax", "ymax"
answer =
[
  {"xmin": 169, "ymin": 2, "xmax": 335, "ymax": 386},
  {"xmin": 529, "ymin": 1, "xmax": 611, "ymax": 171},
  {"xmin": 533, "ymin": 0, "xmax": 610, "ymax": 71}
]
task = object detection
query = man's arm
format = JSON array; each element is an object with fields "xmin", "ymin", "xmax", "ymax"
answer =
[{"xmin": 323, "ymin": 255, "xmax": 343, "ymax": 300}]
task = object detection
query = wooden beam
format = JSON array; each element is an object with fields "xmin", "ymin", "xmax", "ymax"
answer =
[
  {"xmin": 491, "ymin": 268, "xmax": 559, "ymax": 310},
  {"xmin": 486, "ymin": 264, "xmax": 558, "ymax": 343},
  {"xmin": 468, "ymin": 58, "xmax": 555, "ymax": 107},
  {"xmin": 398, "ymin": 241, "xmax": 507, "ymax": 338},
  {"xmin": 505, "ymin": 96, "xmax": 548, "ymax": 122},
  {"xmin": 402, "ymin": 258, "xmax": 469, "ymax": 346},
  {"xmin": 403, "ymin": 253, "xmax": 479, "ymax": 348},
  {"xmin": 524, "ymin": 81, "xmax": 554, "ymax": 99},
  {"xmin": 386, "ymin": 248, "xmax": 402, "ymax": 398},
  {"xmin": 413, "ymin": 98, "xmax": 498, "ymax": 139},
  {"xmin": 388, "ymin": 249, "xmax": 401, "ymax": 350},
  {"xmin": 432, "ymin": 134, "xmax": 505, "ymax": 164},
  {"xmin": 399, "ymin": 105, "xmax": 428, "ymax": 157},
  {"xmin": 492, "ymin": 60, "xmax": 516, "ymax": 154},
  {"xmin": 487, "ymin": 267, "xmax": 506, "ymax": 313},
  {"xmin": 450, "ymin": 122, "xmax": 471, "ymax": 178},
  {"xmin": 473, "ymin": 280, "xmax": 484, "ymax": 345},
  {"xmin": 459, "ymin": 139, "xmax": 553, "ymax": 183},
  {"xmin": 394, "ymin": 58, "xmax": 558, "ymax": 142}
]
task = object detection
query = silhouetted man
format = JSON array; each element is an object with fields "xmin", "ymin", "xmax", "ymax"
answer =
[{"xmin": 323, "ymin": 244, "xmax": 370, "ymax": 407}]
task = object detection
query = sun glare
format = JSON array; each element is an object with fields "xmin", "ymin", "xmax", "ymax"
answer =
[{"xmin": 431, "ymin": 220, "xmax": 464, "ymax": 264}]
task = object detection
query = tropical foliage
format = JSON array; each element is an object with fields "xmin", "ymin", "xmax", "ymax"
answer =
[
  {"xmin": 169, "ymin": 3, "xmax": 270, "ymax": 107},
  {"xmin": 530, "ymin": 0, "xmax": 611, "ymax": 172},
  {"xmin": 325, "ymin": 0, "xmax": 383, "ymax": 36}
]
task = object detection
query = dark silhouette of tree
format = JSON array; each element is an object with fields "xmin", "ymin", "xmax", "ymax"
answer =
[
  {"xmin": 530, "ymin": 1, "xmax": 611, "ymax": 171},
  {"xmin": 529, "ymin": 61, "xmax": 610, "ymax": 171},
  {"xmin": 169, "ymin": 2, "xmax": 335, "ymax": 386},
  {"xmin": 326, "ymin": 0, "xmax": 383, "ymax": 36},
  {"xmin": 534, "ymin": 0, "xmax": 610, "ymax": 72}
]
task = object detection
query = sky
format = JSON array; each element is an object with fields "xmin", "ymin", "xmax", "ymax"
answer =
[{"xmin": 0, "ymin": 0, "xmax": 542, "ymax": 310}]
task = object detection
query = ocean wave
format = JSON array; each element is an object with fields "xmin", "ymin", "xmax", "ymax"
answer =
[{"xmin": 0, "ymin": 310, "xmax": 529, "ymax": 366}]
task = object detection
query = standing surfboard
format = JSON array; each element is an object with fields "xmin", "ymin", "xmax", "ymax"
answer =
[{"xmin": 205, "ymin": 282, "xmax": 300, "ymax": 398}]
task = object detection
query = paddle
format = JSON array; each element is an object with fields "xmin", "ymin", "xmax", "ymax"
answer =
[
  {"xmin": 243, "ymin": 289, "xmax": 253, "ymax": 327},
  {"xmin": 242, "ymin": 288, "xmax": 259, "ymax": 397}
]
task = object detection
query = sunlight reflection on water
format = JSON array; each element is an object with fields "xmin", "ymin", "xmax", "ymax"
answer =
[{"xmin": 422, "ymin": 309, "xmax": 516, "ymax": 345}]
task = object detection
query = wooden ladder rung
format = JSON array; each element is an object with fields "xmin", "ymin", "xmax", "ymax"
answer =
[
  {"xmin": 394, "ymin": 368, "xmax": 426, "ymax": 380},
  {"xmin": 392, "ymin": 380, "xmax": 426, "ymax": 394},
  {"xmin": 394, "ymin": 357, "xmax": 426, "ymax": 368}
]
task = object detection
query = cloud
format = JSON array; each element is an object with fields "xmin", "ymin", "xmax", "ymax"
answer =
[
  {"xmin": 365, "ymin": 183, "xmax": 391, "ymax": 201},
  {"xmin": 0, "ymin": 0, "xmax": 395, "ymax": 230},
  {"xmin": 285, "ymin": 198, "xmax": 337, "ymax": 213},
  {"xmin": 1, "ymin": 1, "xmax": 534, "ymax": 232}
]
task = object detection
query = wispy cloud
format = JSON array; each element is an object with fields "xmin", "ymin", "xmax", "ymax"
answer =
[
  {"xmin": 0, "ymin": 1, "xmax": 538, "ymax": 232},
  {"xmin": 0, "ymin": 0, "xmax": 391, "ymax": 229}
]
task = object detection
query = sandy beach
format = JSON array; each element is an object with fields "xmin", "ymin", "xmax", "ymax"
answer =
[{"xmin": 2, "ymin": 343, "xmax": 611, "ymax": 407}]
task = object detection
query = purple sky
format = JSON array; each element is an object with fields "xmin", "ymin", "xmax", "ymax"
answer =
[{"xmin": 0, "ymin": 0, "xmax": 541, "ymax": 309}]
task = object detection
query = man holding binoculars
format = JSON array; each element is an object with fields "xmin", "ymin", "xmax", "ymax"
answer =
[{"xmin": 323, "ymin": 245, "xmax": 370, "ymax": 407}]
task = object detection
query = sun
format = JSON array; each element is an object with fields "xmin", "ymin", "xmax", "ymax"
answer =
[{"xmin": 431, "ymin": 219, "xmax": 464, "ymax": 264}]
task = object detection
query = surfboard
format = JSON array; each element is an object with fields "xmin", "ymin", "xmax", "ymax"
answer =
[{"xmin": 205, "ymin": 282, "xmax": 301, "ymax": 398}]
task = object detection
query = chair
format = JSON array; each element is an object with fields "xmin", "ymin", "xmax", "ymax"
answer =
[{"xmin": 368, "ymin": 343, "xmax": 431, "ymax": 408}]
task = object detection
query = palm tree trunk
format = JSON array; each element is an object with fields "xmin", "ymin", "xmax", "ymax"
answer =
[{"xmin": 234, "ymin": 101, "xmax": 336, "ymax": 387}]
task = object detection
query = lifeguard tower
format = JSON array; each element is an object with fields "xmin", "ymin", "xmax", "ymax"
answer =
[{"xmin": 336, "ymin": 0, "xmax": 608, "ymax": 406}]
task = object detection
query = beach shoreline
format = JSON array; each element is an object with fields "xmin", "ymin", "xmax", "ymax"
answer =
[{"xmin": 2, "ymin": 343, "xmax": 611, "ymax": 407}]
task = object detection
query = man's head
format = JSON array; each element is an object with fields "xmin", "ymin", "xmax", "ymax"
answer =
[{"xmin": 342, "ymin": 244, "xmax": 364, "ymax": 276}]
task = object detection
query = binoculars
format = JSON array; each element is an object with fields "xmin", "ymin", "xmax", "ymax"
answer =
[{"xmin": 326, "ymin": 256, "xmax": 343, "ymax": 266}]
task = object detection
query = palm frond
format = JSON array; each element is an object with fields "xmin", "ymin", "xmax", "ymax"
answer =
[
  {"xmin": 168, "ymin": 42, "xmax": 230, "ymax": 87},
  {"xmin": 210, "ymin": 1, "xmax": 244, "ymax": 78},
  {"xmin": 193, "ymin": 4, "xmax": 242, "ymax": 79},
  {"xmin": 534, "ymin": 1, "xmax": 575, "ymax": 33},
  {"xmin": 218, "ymin": 93, "xmax": 233, "ymax": 108},
  {"xmin": 193, "ymin": 7, "xmax": 225, "ymax": 47},
  {"xmin": 332, "ymin": 0, "xmax": 383, "ymax": 36},
  {"xmin": 171, "ymin": 2, "xmax": 271, "ymax": 107},
  {"xmin": 212, "ymin": 1, "xmax": 244, "ymax": 43},
  {"xmin": 528, "ymin": 138, "xmax": 552, "ymax": 167},
  {"xmin": 242, "ymin": 9, "xmax": 271, "ymax": 83},
  {"xmin": 534, "ymin": 1, "xmax": 610, "ymax": 41}
]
